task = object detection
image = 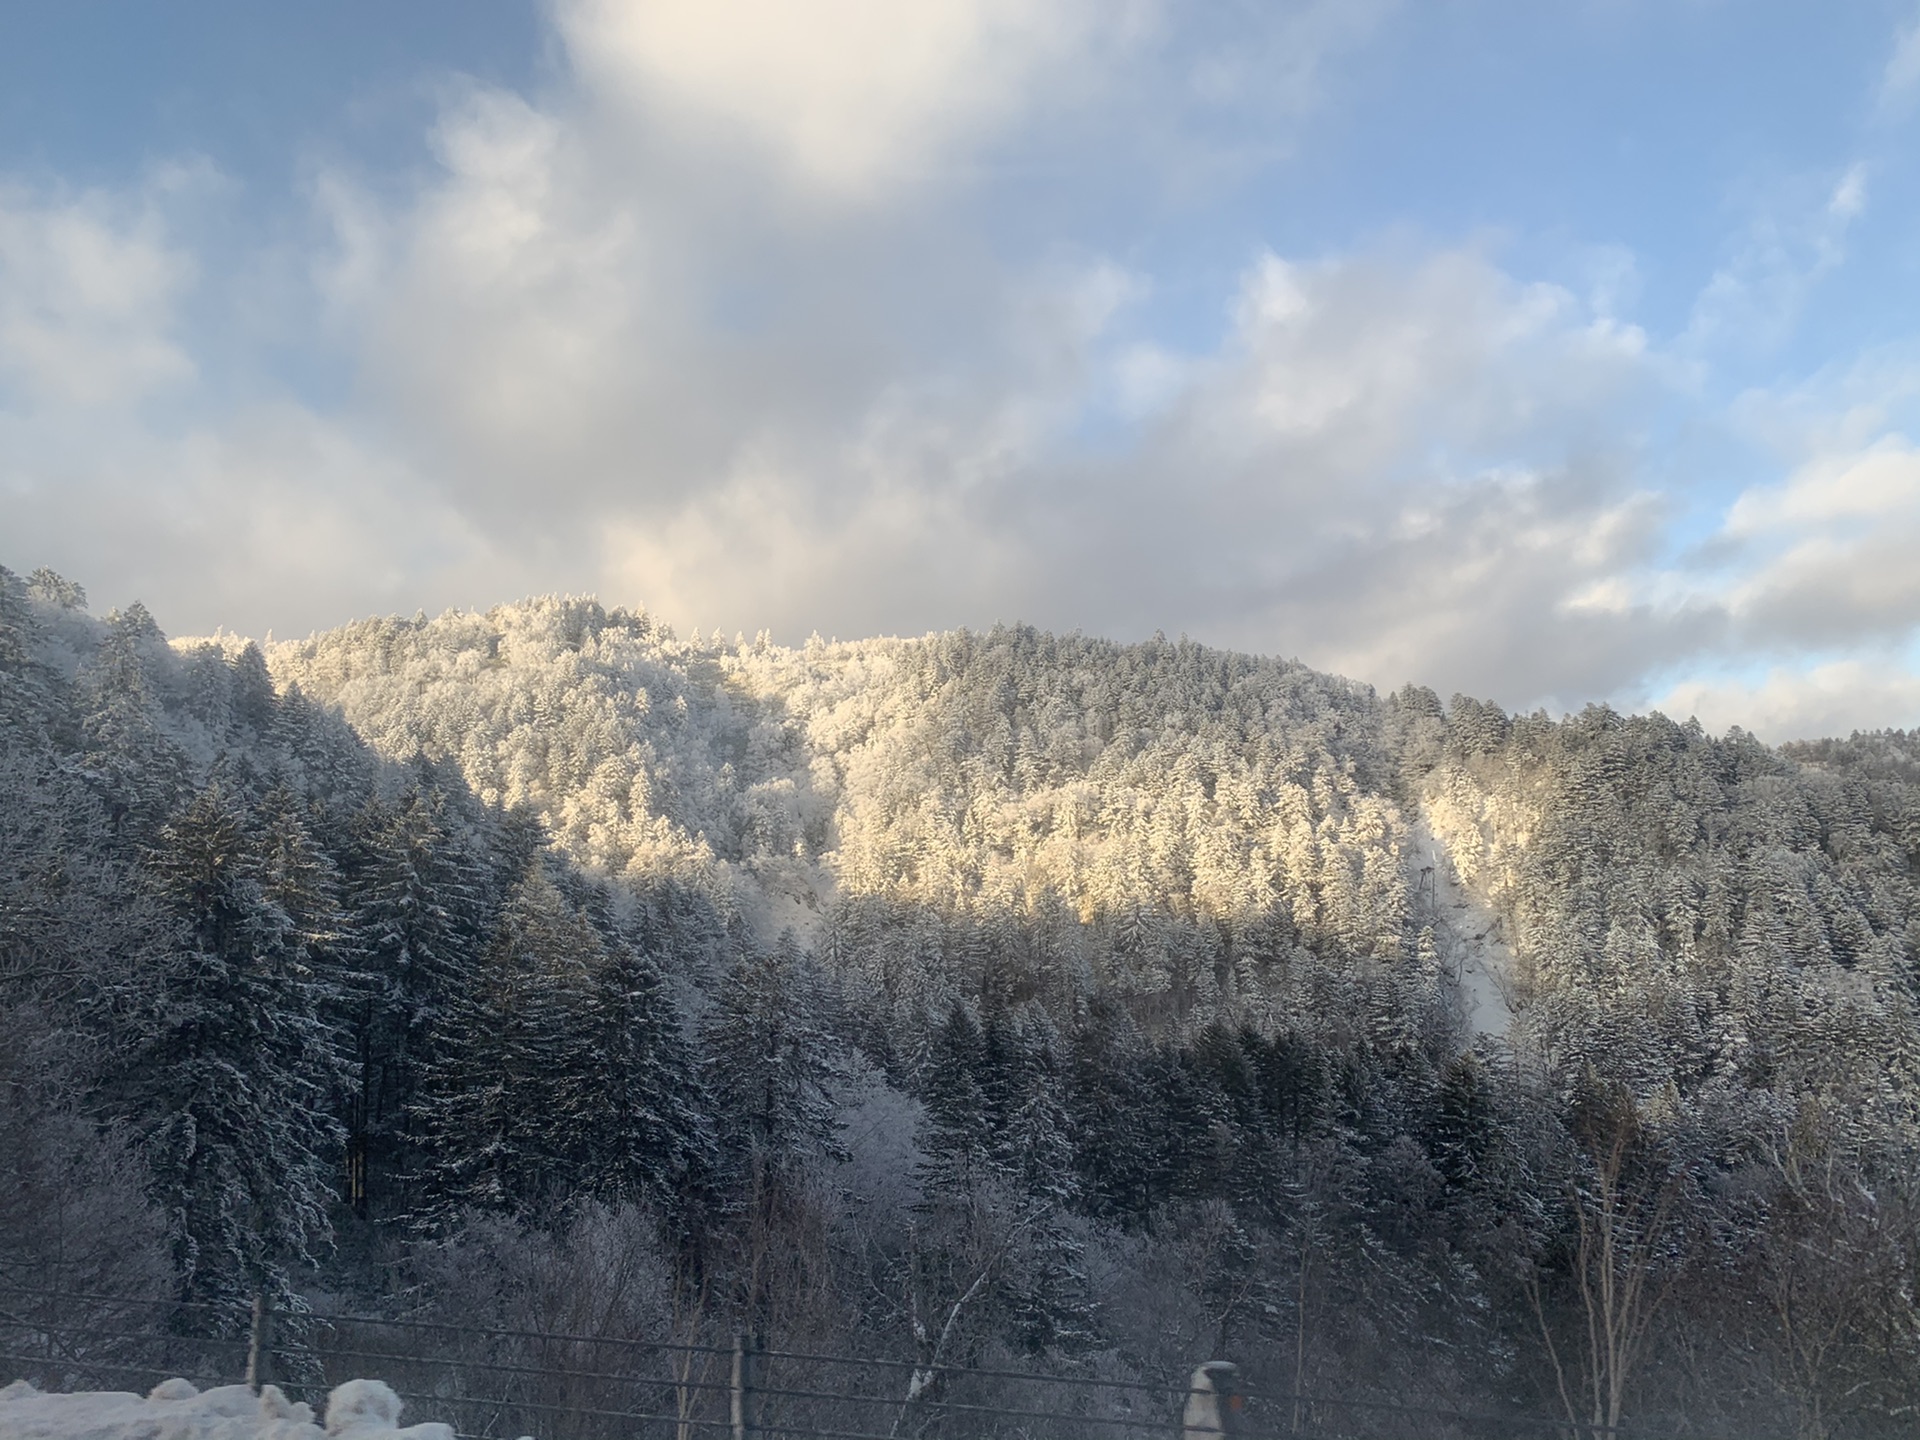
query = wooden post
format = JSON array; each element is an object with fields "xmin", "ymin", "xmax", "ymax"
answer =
[
  {"xmin": 246, "ymin": 1292, "xmax": 275, "ymax": 1393},
  {"xmin": 1182, "ymin": 1361, "xmax": 1242, "ymax": 1439},
  {"xmin": 730, "ymin": 1332, "xmax": 760, "ymax": 1440}
]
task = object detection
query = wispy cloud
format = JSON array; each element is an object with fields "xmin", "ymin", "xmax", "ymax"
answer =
[
  {"xmin": 1682, "ymin": 162, "xmax": 1869, "ymax": 357},
  {"xmin": 0, "ymin": 175, "xmax": 201, "ymax": 410},
  {"xmin": 1657, "ymin": 660, "xmax": 1920, "ymax": 743},
  {"xmin": 1878, "ymin": 8, "xmax": 1920, "ymax": 115}
]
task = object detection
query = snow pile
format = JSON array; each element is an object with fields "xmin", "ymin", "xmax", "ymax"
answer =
[{"xmin": 0, "ymin": 1377, "xmax": 455, "ymax": 1440}]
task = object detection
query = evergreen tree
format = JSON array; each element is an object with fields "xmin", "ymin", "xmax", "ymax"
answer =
[
  {"xmin": 80, "ymin": 606, "xmax": 183, "ymax": 836},
  {"xmin": 340, "ymin": 785, "xmax": 489, "ymax": 1216},
  {"xmin": 411, "ymin": 863, "xmax": 596, "ymax": 1222},
  {"xmin": 1066, "ymin": 999, "xmax": 1160, "ymax": 1222},
  {"xmin": 0, "ymin": 567, "xmax": 61, "ymax": 732},
  {"xmin": 571, "ymin": 933, "xmax": 716, "ymax": 1231},
  {"xmin": 918, "ymin": 1002, "xmax": 993, "ymax": 1195},
  {"xmin": 704, "ymin": 933, "xmax": 843, "ymax": 1188},
  {"xmin": 105, "ymin": 783, "xmax": 344, "ymax": 1311},
  {"xmin": 915, "ymin": 1002, "xmax": 1093, "ymax": 1355}
]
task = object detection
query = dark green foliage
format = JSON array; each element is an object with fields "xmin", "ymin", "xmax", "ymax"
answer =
[
  {"xmin": 571, "ymin": 934, "xmax": 716, "ymax": 1227},
  {"xmin": 339, "ymin": 784, "xmax": 493, "ymax": 1215},
  {"xmin": 411, "ymin": 865, "xmax": 598, "ymax": 1219},
  {"xmin": 0, "ymin": 580, "xmax": 725, "ymax": 1311},
  {"xmin": 108, "ymin": 783, "xmax": 346, "ymax": 1309},
  {"xmin": 704, "ymin": 933, "xmax": 844, "ymax": 1185}
]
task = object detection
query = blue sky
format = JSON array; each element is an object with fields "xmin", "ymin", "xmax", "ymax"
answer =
[{"xmin": 5, "ymin": 0, "xmax": 1920, "ymax": 738}]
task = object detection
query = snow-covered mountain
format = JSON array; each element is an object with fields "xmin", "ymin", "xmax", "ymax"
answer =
[{"xmin": 6, "ymin": 569, "xmax": 1919, "ymax": 1436}]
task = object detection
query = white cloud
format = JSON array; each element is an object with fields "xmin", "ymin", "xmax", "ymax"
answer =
[
  {"xmin": 0, "ymin": 177, "xmax": 519, "ymax": 635},
  {"xmin": 0, "ymin": 388, "xmax": 519, "ymax": 638},
  {"xmin": 0, "ymin": 180, "xmax": 198, "ymax": 409},
  {"xmin": 568, "ymin": 243, "xmax": 1694, "ymax": 706},
  {"xmin": 0, "ymin": 102, "xmax": 1706, "ymax": 710},
  {"xmin": 1714, "ymin": 437, "xmax": 1920, "ymax": 648},
  {"xmin": 1879, "ymin": 10, "xmax": 1920, "ymax": 114},
  {"xmin": 1656, "ymin": 661, "xmax": 1920, "ymax": 744},
  {"xmin": 1683, "ymin": 163, "xmax": 1868, "ymax": 356},
  {"xmin": 11, "ymin": 0, "xmax": 1920, "ymax": 744},
  {"xmin": 555, "ymin": 0, "xmax": 1118, "ymax": 196},
  {"xmin": 1726, "ymin": 435, "xmax": 1920, "ymax": 534},
  {"xmin": 1829, "ymin": 162, "xmax": 1869, "ymax": 221},
  {"xmin": 552, "ymin": 0, "xmax": 1387, "ymax": 202}
]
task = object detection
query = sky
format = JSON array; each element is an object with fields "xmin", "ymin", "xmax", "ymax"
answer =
[{"xmin": 5, "ymin": 0, "xmax": 1920, "ymax": 740}]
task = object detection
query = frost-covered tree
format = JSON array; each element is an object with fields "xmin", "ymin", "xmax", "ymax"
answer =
[
  {"xmin": 104, "ymin": 783, "xmax": 345, "ymax": 1310},
  {"xmin": 411, "ymin": 864, "xmax": 598, "ymax": 1221},
  {"xmin": 570, "ymin": 934, "xmax": 715, "ymax": 1231},
  {"xmin": 705, "ymin": 934, "xmax": 843, "ymax": 1185},
  {"xmin": 339, "ymin": 783, "xmax": 492, "ymax": 1216}
]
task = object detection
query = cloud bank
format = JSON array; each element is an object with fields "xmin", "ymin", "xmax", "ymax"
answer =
[{"xmin": 3, "ymin": 0, "xmax": 1919, "ymax": 741}]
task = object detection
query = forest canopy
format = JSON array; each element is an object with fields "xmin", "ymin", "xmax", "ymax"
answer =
[{"xmin": 4, "ymin": 573, "xmax": 1917, "ymax": 1439}]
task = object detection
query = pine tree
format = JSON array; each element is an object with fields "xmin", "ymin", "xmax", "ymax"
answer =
[
  {"xmin": 0, "ymin": 567, "xmax": 61, "ymax": 733},
  {"xmin": 340, "ymin": 786, "xmax": 488, "ymax": 1217},
  {"xmin": 80, "ymin": 606, "xmax": 184, "ymax": 837},
  {"xmin": 995, "ymin": 1007, "xmax": 1093, "ymax": 1352},
  {"xmin": 105, "ymin": 783, "xmax": 344, "ymax": 1312},
  {"xmin": 919, "ymin": 1002, "xmax": 993, "ymax": 1195},
  {"xmin": 411, "ymin": 864, "xmax": 597, "ymax": 1222},
  {"xmin": 1066, "ymin": 999, "xmax": 1160, "ymax": 1222},
  {"xmin": 704, "ymin": 933, "xmax": 843, "ymax": 1187},
  {"xmin": 914, "ymin": 1002, "xmax": 1092, "ymax": 1356},
  {"xmin": 571, "ymin": 933, "xmax": 716, "ymax": 1231}
]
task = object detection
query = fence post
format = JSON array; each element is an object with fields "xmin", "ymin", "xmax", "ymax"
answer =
[
  {"xmin": 730, "ymin": 1332, "xmax": 760, "ymax": 1440},
  {"xmin": 1182, "ymin": 1361, "xmax": 1242, "ymax": 1438},
  {"xmin": 246, "ymin": 1292, "xmax": 275, "ymax": 1393}
]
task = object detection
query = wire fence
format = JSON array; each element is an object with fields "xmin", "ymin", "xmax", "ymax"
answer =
[{"xmin": 0, "ymin": 1282, "xmax": 1767, "ymax": 1440}]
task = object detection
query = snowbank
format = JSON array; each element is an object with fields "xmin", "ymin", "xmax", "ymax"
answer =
[{"xmin": 0, "ymin": 1376, "xmax": 455, "ymax": 1440}]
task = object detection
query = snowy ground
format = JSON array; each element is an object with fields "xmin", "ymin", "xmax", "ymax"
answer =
[{"xmin": 0, "ymin": 1377, "xmax": 456, "ymax": 1440}]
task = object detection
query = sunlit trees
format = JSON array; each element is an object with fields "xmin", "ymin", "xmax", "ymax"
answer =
[{"xmin": 6, "ymin": 573, "xmax": 1920, "ymax": 1430}]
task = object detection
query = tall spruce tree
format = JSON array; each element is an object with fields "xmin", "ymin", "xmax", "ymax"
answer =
[
  {"xmin": 412, "ymin": 863, "xmax": 596, "ymax": 1222},
  {"xmin": 79, "ymin": 606, "xmax": 184, "ymax": 838},
  {"xmin": 107, "ymin": 783, "xmax": 344, "ymax": 1312},
  {"xmin": 704, "ymin": 933, "xmax": 844, "ymax": 1188},
  {"xmin": 571, "ymin": 934, "xmax": 715, "ymax": 1231},
  {"xmin": 914, "ymin": 1002, "xmax": 1093, "ymax": 1356},
  {"xmin": 340, "ymin": 785, "xmax": 488, "ymax": 1217}
]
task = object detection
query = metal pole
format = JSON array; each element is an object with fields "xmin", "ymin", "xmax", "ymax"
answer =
[
  {"xmin": 730, "ymin": 1332, "xmax": 759, "ymax": 1440},
  {"xmin": 246, "ymin": 1292, "xmax": 275, "ymax": 1393}
]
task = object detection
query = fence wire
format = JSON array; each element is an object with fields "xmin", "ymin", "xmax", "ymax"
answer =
[{"xmin": 0, "ymin": 1283, "xmax": 1764, "ymax": 1440}]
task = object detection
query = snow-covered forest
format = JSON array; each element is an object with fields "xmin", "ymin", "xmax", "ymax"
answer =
[{"xmin": 5, "ymin": 570, "xmax": 1918, "ymax": 1438}]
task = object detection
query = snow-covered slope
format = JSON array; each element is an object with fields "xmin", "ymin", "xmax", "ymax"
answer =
[{"xmin": 1408, "ymin": 814, "xmax": 1517, "ymax": 1040}]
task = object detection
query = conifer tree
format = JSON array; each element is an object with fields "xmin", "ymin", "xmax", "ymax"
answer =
[
  {"xmin": 919, "ymin": 1003, "xmax": 993, "ymax": 1194},
  {"xmin": 411, "ymin": 864, "xmax": 596, "ymax": 1222},
  {"xmin": 107, "ymin": 783, "xmax": 344, "ymax": 1312},
  {"xmin": 571, "ymin": 934, "xmax": 716, "ymax": 1231},
  {"xmin": 0, "ymin": 567, "xmax": 61, "ymax": 732},
  {"xmin": 914, "ymin": 1002, "xmax": 1092, "ymax": 1355},
  {"xmin": 80, "ymin": 606, "xmax": 184, "ymax": 836},
  {"xmin": 704, "ymin": 933, "xmax": 843, "ymax": 1187},
  {"xmin": 340, "ymin": 785, "xmax": 489, "ymax": 1215}
]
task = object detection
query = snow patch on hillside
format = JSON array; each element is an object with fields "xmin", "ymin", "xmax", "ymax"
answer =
[
  {"xmin": 0, "ymin": 1377, "xmax": 454, "ymax": 1440},
  {"xmin": 1408, "ymin": 815, "xmax": 1518, "ymax": 1039}
]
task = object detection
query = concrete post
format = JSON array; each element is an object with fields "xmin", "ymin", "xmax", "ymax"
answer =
[
  {"xmin": 730, "ymin": 1332, "xmax": 760, "ymax": 1440},
  {"xmin": 1182, "ymin": 1361, "xmax": 1243, "ymax": 1438},
  {"xmin": 245, "ymin": 1292, "xmax": 275, "ymax": 1394}
]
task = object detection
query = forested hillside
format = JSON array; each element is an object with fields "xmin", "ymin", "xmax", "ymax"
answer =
[
  {"xmin": 270, "ymin": 604, "xmax": 1421, "ymax": 1035},
  {"xmin": 6, "ymin": 575, "xmax": 1919, "ymax": 1439}
]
